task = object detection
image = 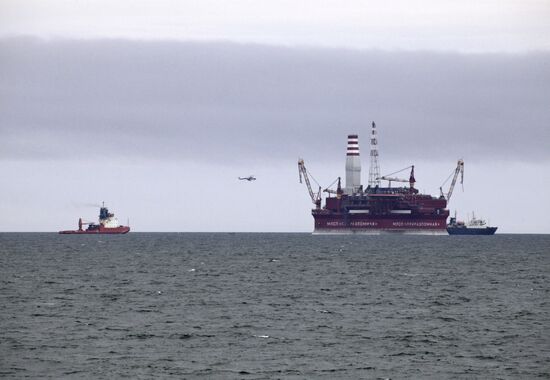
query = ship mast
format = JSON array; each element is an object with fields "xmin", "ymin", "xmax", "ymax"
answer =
[{"xmin": 368, "ymin": 121, "xmax": 381, "ymax": 187}]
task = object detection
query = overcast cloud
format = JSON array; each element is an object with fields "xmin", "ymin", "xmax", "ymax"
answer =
[
  {"xmin": 2, "ymin": 0, "xmax": 549, "ymax": 52},
  {"xmin": 1, "ymin": 38, "xmax": 549, "ymax": 166}
]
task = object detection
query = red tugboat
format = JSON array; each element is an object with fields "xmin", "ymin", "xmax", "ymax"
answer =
[
  {"xmin": 59, "ymin": 203, "xmax": 130, "ymax": 234},
  {"xmin": 298, "ymin": 122, "xmax": 464, "ymax": 234}
]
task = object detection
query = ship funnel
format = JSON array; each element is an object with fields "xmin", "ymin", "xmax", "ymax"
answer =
[{"xmin": 345, "ymin": 134, "xmax": 362, "ymax": 194}]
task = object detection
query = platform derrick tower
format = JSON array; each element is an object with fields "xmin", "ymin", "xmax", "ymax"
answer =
[{"xmin": 368, "ymin": 121, "xmax": 381, "ymax": 188}]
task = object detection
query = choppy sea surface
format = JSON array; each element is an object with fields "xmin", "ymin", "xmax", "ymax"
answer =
[{"xmin": 0, "ymin": 233, "xmax": 549, "ymax": 379}]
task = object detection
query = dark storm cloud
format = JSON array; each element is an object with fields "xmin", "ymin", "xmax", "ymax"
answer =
[{"xmin": 1, "ymin": 37, "xmax": 549, "ymax": 164}]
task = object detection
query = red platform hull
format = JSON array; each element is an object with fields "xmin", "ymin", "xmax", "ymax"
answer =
[
  {"xmin": 59, "ymin": 226, "xmax": 130, "ymax": 234},
  {"xmin": 313, "ymin": 213, "xmax": 447, "ymax": 234}
]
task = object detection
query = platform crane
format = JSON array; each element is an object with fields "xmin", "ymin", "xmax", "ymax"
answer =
[
  {"xmin": 298, "ymin": 159, "xmax": 322, "ymax": 209},
  {"xmin": 377, "ymin": 165, "xmax": 416, "ymax": 189},
  {"xmin": 322, "ymin": 176, "xmax": 343, "ymax": 197},
  {"xmin": 377, "ymin": 175, "xmax": 409, "ymax": 189},
  {"xmin": 440, "ymin": 159, "xmax": 464, "ymax": 202}
]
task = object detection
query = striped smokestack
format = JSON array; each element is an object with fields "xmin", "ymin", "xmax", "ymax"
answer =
[{"xmin": 345, "ymin": 134, "xmax": 361, "ymax": 194}]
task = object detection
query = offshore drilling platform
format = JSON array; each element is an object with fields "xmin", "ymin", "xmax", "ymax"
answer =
[{"xmin": 299, "ymin": 122, "xmax": 463, "ymax": 234}]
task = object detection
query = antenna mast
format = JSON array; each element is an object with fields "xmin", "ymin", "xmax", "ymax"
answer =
[{"xmin": 368, "ymin": 121, "xmax": 381, "ymax": 187}]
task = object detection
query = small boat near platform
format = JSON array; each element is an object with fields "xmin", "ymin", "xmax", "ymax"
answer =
[{"xmin": 447, "ymin": 212, "xmax": 497, "ymax": 235}]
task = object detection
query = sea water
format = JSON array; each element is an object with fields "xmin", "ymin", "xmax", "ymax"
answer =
[{"xmin": 1, "ymin": 233, "xmax": 549, "ymax": 379}]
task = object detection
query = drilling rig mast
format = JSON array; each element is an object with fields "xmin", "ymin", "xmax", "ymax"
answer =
[{"xmin": 368, "ymin": 121, "xmax": 381, "ymax": 187}]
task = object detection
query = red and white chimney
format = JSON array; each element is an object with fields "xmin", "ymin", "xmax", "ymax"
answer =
[{"xmin": 345, "ymin": 134, "xmax": 361, "ymax": 194}]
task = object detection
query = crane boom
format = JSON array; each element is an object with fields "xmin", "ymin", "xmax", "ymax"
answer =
[
  {"xmin": 377, "ymin": 176, "xmax": 409, "ymax": 182},
  {"xmin": 376, "ymin": 165, "xmax": 415, "ymax": 189},
  {"xmin": 298, "ymin": 159, "xmax": 322, "ymax": 209},
  {"xmin": 440, "ymin": 159, "xmax": 464, "ymax": 202}
]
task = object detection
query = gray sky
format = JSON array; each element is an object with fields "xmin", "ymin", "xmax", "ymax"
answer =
[
  {"xmin": 2, "ymin": 0, "xmax": 550, "ymax": 52},
  {"xmin": 1, "ymin": 1, "xmax": 549, "ymax": 232}
]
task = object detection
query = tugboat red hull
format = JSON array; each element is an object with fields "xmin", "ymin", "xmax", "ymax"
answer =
[
  {"xmin": 60, "ymin": 205, "xmax": 130, "ymax": 234},
  {"xmin": 59, "ymin": 226, "xmax": 130, "ymax": 234}
]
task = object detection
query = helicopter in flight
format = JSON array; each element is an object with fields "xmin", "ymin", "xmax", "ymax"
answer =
[{"xmin": 238, "ymin": 175, "xmax": 257, "ymax": 181}]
